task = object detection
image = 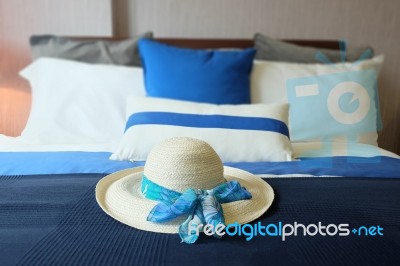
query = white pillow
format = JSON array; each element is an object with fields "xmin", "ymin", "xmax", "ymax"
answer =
[
  {"xmin": 111, "ymin": 96, "xmax": 293, "ymax": 162},
  {"xmin": 20, "ymin": 58, "xmax": 145, "ymax": 144},
  {"xmin": 250, "ymin": 55, "xmax": 384, "ymax": 145}
]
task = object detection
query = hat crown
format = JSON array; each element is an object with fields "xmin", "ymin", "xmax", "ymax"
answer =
[{"xmin": 144, "ymin": 137, "xmax": 225, "ymax": 192}]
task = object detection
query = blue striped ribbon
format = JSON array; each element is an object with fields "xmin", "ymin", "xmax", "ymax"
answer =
[{"xmin": 141, "ymin": 175, "xmax": 252, "ymax": 244}]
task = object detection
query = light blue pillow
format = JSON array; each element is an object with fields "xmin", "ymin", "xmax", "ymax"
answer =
[
  {"xmin": 286, "ymin": 56, "xmax": 383, "ymax": 144},
  {"xmin": 138, "ymin": 39, "xmax": 256, "ymax": 104}
]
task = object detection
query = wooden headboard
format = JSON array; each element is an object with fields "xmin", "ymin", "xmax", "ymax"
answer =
[
  {"xmin": 74, "ymin": 37, "xmax": 341, "ymax": 50},
  {"xmin": 0, "ymin": 37, "xmax": 340, "ymax": 137}
]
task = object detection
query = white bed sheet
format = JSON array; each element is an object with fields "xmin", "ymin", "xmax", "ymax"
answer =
[
  {"xmin": 0, "ymin": 135, "xmax": 117, "ymax": 152},
  {"xmin": 1, "ymin": 134, "xmax": 398, "ymax": 159}
]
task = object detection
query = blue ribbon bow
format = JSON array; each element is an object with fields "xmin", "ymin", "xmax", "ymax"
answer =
[{"xmin": 141, "ymin": 175, "xmax": 252, "ymax": 243}]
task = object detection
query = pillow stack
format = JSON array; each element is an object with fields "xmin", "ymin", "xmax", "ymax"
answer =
[
  {"xmin": 21, "ymin": 33, "xmax": 151, "ymax": 144},
  {"xmin": 21, "ymin": 32, "xmax": 383, "ymax": 163},
  {"xmin": 251, "ymin": 33, "xmax": 382, "ymax": 147},
  {"xmin": 109, "ymin": 38, "xmax": 294, "ymax": 162}
]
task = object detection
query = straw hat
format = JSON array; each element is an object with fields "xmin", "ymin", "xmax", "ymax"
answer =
[{"xmin": 96, "ymin": 137, "xmax": 274, "ymax": 234}]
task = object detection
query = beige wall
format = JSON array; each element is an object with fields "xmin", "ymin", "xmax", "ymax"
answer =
[
  {"xmin": 115, "ymin": 0, "xmax": 400, "ymax": 154},
  {"xmin": 0, "ymin": 0, "xmax": 113, "ymax": 136}
]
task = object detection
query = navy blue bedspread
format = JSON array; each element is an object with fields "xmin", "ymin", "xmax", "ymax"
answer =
[{"xmin": 1, "ymin": 174, "xmax": 399, "ymax": 266}]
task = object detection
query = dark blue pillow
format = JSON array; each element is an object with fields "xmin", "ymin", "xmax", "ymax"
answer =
[{"xmin": 138, "ymin": 39, "xmax": 256, "ymax": 104}]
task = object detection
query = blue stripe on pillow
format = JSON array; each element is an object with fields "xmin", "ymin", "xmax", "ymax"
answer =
[{"xmin": 125, "ymin": 112, "xmax": 289, "ymax": 138}]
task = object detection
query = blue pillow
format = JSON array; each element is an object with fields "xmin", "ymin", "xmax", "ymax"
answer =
[{"xmin": 138, "ymin": 39, "xmax": 256, "ymax": 104}]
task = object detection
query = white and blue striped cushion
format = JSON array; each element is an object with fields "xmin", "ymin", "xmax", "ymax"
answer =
[{"xmin": 111, "ymin": 96, "xmax": 293, "ymax": 162}]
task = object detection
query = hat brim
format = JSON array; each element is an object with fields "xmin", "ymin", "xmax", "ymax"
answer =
[{"xmin": 96, "ymin": 166, "xmax": 274, "ymax": 234}]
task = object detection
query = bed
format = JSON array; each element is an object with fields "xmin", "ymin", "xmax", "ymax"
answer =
[{"xmin": 1, "ymin": 34, "xmax": 399, "ymax": 266}]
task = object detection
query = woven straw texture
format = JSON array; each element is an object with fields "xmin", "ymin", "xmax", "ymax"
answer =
[{"xmin": 96, "ymin": 137, "xmax": 274, "ymax": 233}]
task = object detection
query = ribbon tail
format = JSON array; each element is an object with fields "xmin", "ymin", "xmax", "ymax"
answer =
[
  {"xmin": 201, "ymin": 194, "xmax": 225, "ymax": 239},
  {"xmin": 179, "ymin": 213, "xmax": 203, "ymax": 244}
]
